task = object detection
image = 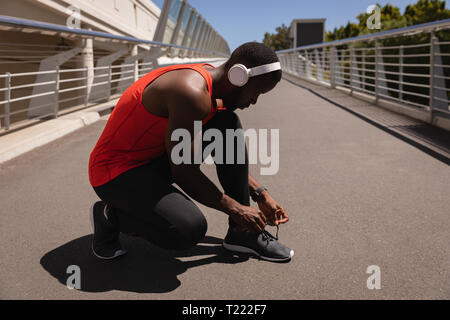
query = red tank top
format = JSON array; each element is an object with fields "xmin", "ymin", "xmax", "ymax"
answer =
[{"xmin": 88, "ymin": 63, "xmax": 223, "ymax": 187}]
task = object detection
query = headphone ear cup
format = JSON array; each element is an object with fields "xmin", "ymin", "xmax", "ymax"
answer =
[{"xmin": 228, "ymin": 64, "xmax": 248, "ymax": 87}]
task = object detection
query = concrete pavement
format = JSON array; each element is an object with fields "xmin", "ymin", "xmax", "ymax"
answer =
[{"xmin": 0, "ymin": 77, "xmax": 449, "ymax": 299}]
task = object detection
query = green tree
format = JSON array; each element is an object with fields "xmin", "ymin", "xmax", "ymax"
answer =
[
  {"xmin": 357, "ymin": 3, "xmax": 407, "ymax": 35},
  {"xmin": 263, "ymin": 24, "xmax": 291, "ymax": 51},
  {"xmin": 404, "ymin": 0, "xmax": 450, "ymax": 25},
  {"xmin": 322, "ymin": 0, "xmax": 450, "ymax": 109},
  {"xmin": 326, "ymin": 21, "xmax": 361, "ymax": 41},
  {"xmin": 325, "ymin": 0, "xmax": 450, "ymax": 41}
]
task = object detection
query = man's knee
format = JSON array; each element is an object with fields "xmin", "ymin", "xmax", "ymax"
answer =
[{"xmin": 175, "ymin": 211, "xmax": 208, "ymax": 250}]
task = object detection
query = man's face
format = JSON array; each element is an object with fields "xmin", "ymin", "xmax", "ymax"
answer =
[{"xmin": 223, "ymin": 77, "xmax": 278, "ymax": 111}]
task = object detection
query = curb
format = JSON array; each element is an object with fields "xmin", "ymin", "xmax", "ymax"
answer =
[{"xmin": 0, "ymin": 101, "xmax": 116, "ymax": 165}]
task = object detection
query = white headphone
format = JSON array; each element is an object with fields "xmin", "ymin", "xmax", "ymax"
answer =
[{"xmin": 228, "ymin": 62, "xmax": 281, "ymax": 87}]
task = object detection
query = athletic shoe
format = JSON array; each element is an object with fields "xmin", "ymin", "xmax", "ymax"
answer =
[
  {"xmin": 222, "ymin": 225, "xmax": 294, "ymax": 262},
  {"xmin": 90, "ymin": 201, "xmax": 127, "ymax": 260}
]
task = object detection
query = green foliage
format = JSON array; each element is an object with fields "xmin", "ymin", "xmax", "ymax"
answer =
[
  {"xmin": 322, "ymin": 0, "xmax": 450, "ymax": 108},
  {"xmin": 263, "ymin": 24, "xmax": 291, "ymax": 51},
  {"xmin": 326, "ymin": 0, "xmax": 450, "ymax": 41},
  {"xmin": 405, "ymin": 0, "xmax": 450, "ymax": 25},
  {"xmin": 263, "ymin": 1, "xmax": 449, "ymax": 49}
]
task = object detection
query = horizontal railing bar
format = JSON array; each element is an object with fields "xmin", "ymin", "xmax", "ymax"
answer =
[
  {"xmin": 381, "ymin": 62, "xmax": 430, "ymax": 67},
  {"xmin": 434, "ymin": 96, "xmax": 450, "ymax": 103},
  {"xmin": 10, "ymin": 80, "xmax": 56, "ymax": 89},
  {"xmin": 10, "ymin": 69, "xmax": 56, "ymax": 77},
  {"xmin": 57, "ymin": 94, "xmax": 86, "ymax": 104},
  {"xmin": 111, "ymin": 70, "xmax": 134, "ymax": 76},
  {"xmin": 400, "ymin": 80, "xmax": 430, "ymax": 88},
  {"xmin": 3, "ymin": 100, "xmax": 56, "ymax": 116},
  {"xmin": 380, "ymin": 70, "xmax": 429, "ymax": 77},
  {"xmin": 433, "ymin": 85, "xmax": 450, "ymax": 91},
  {"xmin": 59, "ymin": 77, "xmax": 87, "ymax": 83},
  {"xmin": 59, "ymin": 67, "xmax": 90, "ymax": 73},
  {"xmin": 379, "ymin": 43, "xmax": 430, "ymax": 50},
  {"xmin": 90, "ymin": 80, "xmax": 109, "ymax": 88},
  {"xmin": 351, "ymin": 86, "xmax": 377, "ymax": 95},
  {"xmin": 8, "ymin": 90, "xmax": 54, "ymax": 103},
  {"xmin": 379, "ymin": 85, "xmax": 431, "ymax": 98},
  {"xmin": 110, "ymin": 76, "xmax": 134, "ymax": 83},
  {"xmin": 435, "ymin": 74, "xmax": 450, "ymax": 80},
  {"xmin": 59, "ymin": 85, "xmax": 87, "ymax": 93},
  {"xmin": 380, "ymin": 93, "xmax": 430, "ymax": 109},
  {"xmin": 402, "ymin": 53, "xmax": 431, "ymax": 58}
]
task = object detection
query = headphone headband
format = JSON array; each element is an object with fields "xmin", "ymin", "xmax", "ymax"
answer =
[{"xmin": 248, "ymin": 62, "xmax": 281, "ymax": 77}]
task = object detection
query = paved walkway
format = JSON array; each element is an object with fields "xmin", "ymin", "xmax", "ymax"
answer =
[{"xmin": 1, "ymin": 77, "xmax": 449, "ymax": 299}]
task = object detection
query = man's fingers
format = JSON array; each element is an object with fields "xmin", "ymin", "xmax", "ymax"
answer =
[
  {"xmin": 275, "ymin": 208, "xmax": 289, "ymax": 224},
  {"xmin": 277, "ymin": 217, "xmax": 289, "ymax": 224},
  {"xmin": 259, "ymin": 211, "xmax": 267, "ymax": 224},
  {"xmin": 256, "ymin": 213, "xmax": 266, "ymax": 230}
]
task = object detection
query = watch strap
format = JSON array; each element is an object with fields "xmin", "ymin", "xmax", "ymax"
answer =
[{"xmin": 251, "ymin": 186, "xmax": 267, "ymax": 202}]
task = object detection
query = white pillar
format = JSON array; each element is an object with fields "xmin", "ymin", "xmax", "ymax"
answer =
[{"xmin": 81, "ymin": 37, "xmax": 94, "ymax": 104}]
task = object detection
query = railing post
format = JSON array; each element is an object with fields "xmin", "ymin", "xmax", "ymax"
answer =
[
  {"xmin": 350, "ymin": 45, "xmax": 354, "ymax": 94},
  {"xmin": 314, "ymin": 48, "xmax": 318, "ymax": 79},
  {"xmin": 294, "ymin": 51, "xmax": 299, "ymax": 75},
  {"xmin": 429, "ymin": 32, "xmax": 436, "ymax": 117},
  {"xmin": 108, "ymin": 64, "xmax": 112, "ymax": 100},
  {"xmin": 305, "ymin": 50, "xmax": 312, "ymax": 78},
  {"xmin": 361, "ymin": 49, "xmax": 365, "ymax": 91},
  {"xmin": 5, "ymin": 72, "xmax": 11, "ymax": 130},
  {"xmin": 54, "ymin": 67, "xmax": 60, "ymax": 118},
  {"xmin": 399, "ymin": 45, "xmax": 403, "ymax": 101},
  {"xmin": 375, "ymin": 40, "xmax": 380, "ymax": 104},
  {"xmin": 288, "ymin": 53, "xmax": 293, "ymax": 74},
  {"xmin": 330, "ymin": 46, "xmax": 336, "ymax": 88},
  {"xmin": 84, "ymin": 66, "xmax": 89, "ymax": 107}
]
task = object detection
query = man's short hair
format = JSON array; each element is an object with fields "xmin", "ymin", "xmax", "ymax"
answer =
[{"xmin": 225, "ymin": 42, "xmax": 282, "ymax": 84}]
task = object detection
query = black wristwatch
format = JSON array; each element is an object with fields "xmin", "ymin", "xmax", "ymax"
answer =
[{"xmin": 250, "ymin": 186, "xmax": 267, "ymax": 202}]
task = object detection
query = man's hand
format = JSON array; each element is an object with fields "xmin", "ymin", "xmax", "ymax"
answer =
[
  {"xmin": 229, "ymin": 205, "xmax": 267, "ymax": 234},
  {"xmin": 256, "ymin": 191, "xmax": 289, "ymax": 226}
]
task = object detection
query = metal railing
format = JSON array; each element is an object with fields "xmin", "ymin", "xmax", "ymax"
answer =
[
  {"xmin": 277, "ymin": 19, "xmax": 450, "ymax": 120},
  {"xmin": 0, "ymin": 13, "xmax": 229, "ymax": 133},
  {"xmin": 1, "ymin": 62, "xmax": 138, "ymax": 128}
]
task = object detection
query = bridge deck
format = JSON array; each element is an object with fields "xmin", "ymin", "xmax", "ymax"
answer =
[{"xmin": 0, "ymin": 77, "xmax": 449, "ymax": 299}]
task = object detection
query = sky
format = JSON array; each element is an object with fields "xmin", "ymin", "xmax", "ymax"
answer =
[{"xmin": 152, "ymin": 0, "xmax": 449, "ymax": 51}]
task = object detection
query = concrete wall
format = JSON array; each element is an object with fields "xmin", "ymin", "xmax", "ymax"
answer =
[{"xmin": 0, "ymin": 0, "xmax": 161, "ymax": 41}]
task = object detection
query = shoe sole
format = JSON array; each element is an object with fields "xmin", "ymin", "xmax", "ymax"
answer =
[
  {"xmin": 222, "ymin": 241, "xmax": 294, "ymax": 262},
  {"xmin": 90, "ymin": 203, "xmax": 127, "ymax": 260}
]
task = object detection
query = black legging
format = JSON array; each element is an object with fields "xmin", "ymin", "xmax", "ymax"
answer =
[{"xmin": 93, "ymin": 109, "xmax": 250, "ymax": 250}]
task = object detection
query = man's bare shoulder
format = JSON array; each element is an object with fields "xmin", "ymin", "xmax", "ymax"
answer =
[
  {"xmin": 168, "ymin": 69, "xmax": 210, "ymax": 102},
  {"xmin": 143, "ymin": 68, "xmax": 210, "ymax": 118}
]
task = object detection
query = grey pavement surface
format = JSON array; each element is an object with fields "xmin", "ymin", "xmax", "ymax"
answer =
[{"xmin": 1, "ymin": 78, "xmax": 449, "ymax": 299}]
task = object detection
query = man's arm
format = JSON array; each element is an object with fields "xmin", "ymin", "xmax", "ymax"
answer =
[
  {"xmin": 248, "ymin": 173, "xmax": 269, "ymax": 201},
  {"xmin": 163, "ymin": 81, "xmax": 267, "ymax": 233},
  {"xmin": 248, "ymin": 173, "xmax": 289, "ymax": 226}
]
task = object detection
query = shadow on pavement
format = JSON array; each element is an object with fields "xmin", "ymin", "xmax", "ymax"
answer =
[{"xmin": 40, "ymin": 234, "xmax": 249, "ymax": 294}]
